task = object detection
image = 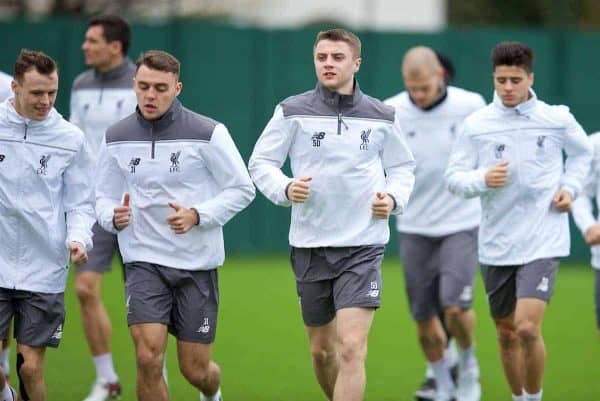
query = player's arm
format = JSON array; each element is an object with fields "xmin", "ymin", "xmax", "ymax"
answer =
[
  {"xmin": 573, "ymin": 139, "xmax": 600, "ymax": 244},
  {"xmin": 445, "ymin": 124, "xmax": 489, "ymax": 198},
  {"xmin": 95, "ymin": 140, "xmax": 128, "ymax": 234},
  {"xmin": 560, "ymin": 109, "xmax": 593, "ymax": 200},
  {"xmin": 187, "ymin": 124, "xmax": 255, "ymax": 230},
  {"xmin": 63, "ymin": 135, "xmax": 95, "ymax": 264},
  {"xmin": 378, "ymin": 115, "xmax": 415, "ymax": 216},
  {"xmin": 248, "ymin": 105, "xmax": 295, "ymax": 207},
  {"xmin": 69, "ymin": 88, "xmax": 83, "ymax": 128}
]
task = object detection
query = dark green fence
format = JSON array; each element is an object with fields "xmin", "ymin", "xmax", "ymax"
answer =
[{"xmin": 2, "ymin": 18, "xmax": 598, "ymax": 262}]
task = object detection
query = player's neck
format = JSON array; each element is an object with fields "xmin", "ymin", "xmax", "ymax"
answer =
[{"xmin": 96, "ymin": 55, "xmax": 125, "ymax": 74}]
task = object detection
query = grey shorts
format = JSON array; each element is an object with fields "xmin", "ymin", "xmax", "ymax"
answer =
[
  {"xmin": 290, "ymin": 246, "xmax": 384, "ymax": 327},
  {"xmin": 595, "ymin": 270, "xmax": 600, "ymax": 329},
  {"xmin": 0, "ymin": 289, "xmax": 65, "ymax": 348},
  {"xmin": 77, "ymin": 223, "xmax": 122, "ymax": 273},
  {"xmin": 481, "ymin": 258, "xmax": 559, "ymax": 319},
  {"xmin": 399, "ymin": 228, "xmax": 479, "ymax": 321},
  {"xmin": 125, "ymin": 262, "xmax": 219, "ymax": 343}
]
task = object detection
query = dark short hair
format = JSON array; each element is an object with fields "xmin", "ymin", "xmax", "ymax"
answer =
[
  {"xmin": 13, "ymin": 49, "xmax": 57, "ymax": 83},
  {"xmin": 136, "ymin": 50, "xmax": 180, "ymax": 77},
  {"xmin": 435, "ymin": 51, "xmax": 455, "ymax": 84},
  {"xmin": 491, "ymin": 41, "xmax": 534, "ymax": 73},
  {"xmin": 314, "ymin": 28, "xmax": 361, "ymax": 58},
  {"xmin": 89, "ymin": 15, "xmax": 131, "ymax": 55}
]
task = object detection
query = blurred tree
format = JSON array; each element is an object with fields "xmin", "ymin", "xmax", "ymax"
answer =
[{"xmin": 449, "ymin": 0, "xmax": 600, "ymax": 27}]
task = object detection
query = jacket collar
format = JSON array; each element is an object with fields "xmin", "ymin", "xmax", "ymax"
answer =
[
  {"xmin": 316, "ymin": 79, "xmax": 363, "ymax": 109},
  {"xmin": 3, "ymin": 98, "xmax": 61, "ymax": 128},
  {"xmin": 94, "ymin": 58, "xmax": 134, "ymax": 82},
  {"xmin": 493, "ymin": 88, "xmax": 538, "ymax": 116},
  {"xmin": 135, "ymin": 98, "xmax": 182, "ymax": 131},
  {"xmin": 409, "ymin": 86, "xmax": 448, "ymax": 112}
]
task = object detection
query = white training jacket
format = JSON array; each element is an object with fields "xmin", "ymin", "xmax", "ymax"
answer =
[
  {"xmin": 572, "ymin": 132, "xmax": 600, "ymax": 270},
  {"xmin": 0, "ymin": 99, "xmax": 95, "ymax": 293},
  {"xmin": 0, "ymin": 71, "xmax": 12, "ymax": 102},
  {"xmin": 385, "ymin": 86, "xmax": 486, "ymax": 236},
  {"xmin": 249, "ymin": 82, "xmax": 415, "ymax": 248},
  {"xmin": 95, "ymin": 100, "xmax": 255, "ymax": 270},
  {"xmin": 445, "ymin": 90, "xmax": 592, "ymax": 266}
]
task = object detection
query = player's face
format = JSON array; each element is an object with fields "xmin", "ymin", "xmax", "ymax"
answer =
[
  {"xmin": 403, "ymin": 70, "xmax": 444, "ymax": 109},
  {"xmin": 11, "ymin": 69, "xmax": 58, "ymax": 121},
  {"xmin": 82, "ymin": 25, "xmax": 117, "ymax": 69},
  {"xmin": 134, "ymin": 65, "xmax": 182, "ymax": 121},
  {"xmin": 314, "ymin": 40, "xmax": 361, "ymax": 94},
  {"xmin": 493, "ymin": 65, "xmax": 534, "ymax": 107}
]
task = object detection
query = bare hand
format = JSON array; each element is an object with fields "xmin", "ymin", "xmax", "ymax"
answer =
[
  {"xmin": 585, "ymin": 225, "xmax": 600, "ymax": 245},
  {"xmin": 552, "ymin": 190, "xmax": 572, "ymax": 213},
  {"xmin": 166, "ymin": 202, "xmax": 199, "ymax": 234},
  {"xmin": 69, "ymin": 241, "xmax": 88, "ymax": 266},
  {"xmin": 287, "ymin": 176, "xmax": 312, "ymax": 203},
  {"xmin": 485, "ymin": 162, "xmax": 509, "ymax": 188},
  {"xmin": 113, "ymin": 193, "xmax": 131, "ymax": 230},
  {"xmin": 371, "ymin": 192, "xmax": 394, "ymax": 219}
]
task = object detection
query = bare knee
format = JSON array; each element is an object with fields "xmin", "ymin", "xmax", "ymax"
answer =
[
  {"xmin": 18, "ymin": 357, "xmax": 43, "ymax": 382},
  {"xmin": 496, "ymin": 321, "xmax": 519, "ymax": 350},
  {"xmin": 444, "ymin": 306, "xmax": 463, "ymax": 326},
  {"xmin": 338, "ymin": 335, "xmax": 367, "ymax": 365},
  {"xmin": 515, "ymin": 320, "xmax": 540, "ymax": 346},
  {"xmin": 179, "ymin": 359, "xmax": 209, "ymax": 383},
  {"xmin": 75, "ymin": 275, "xmax": 100, "ymax": 303},
  {"xmin": 136, "ymin": 347, "xmax": 163, "ymax": 378},
  {"xmin": 310, "ymin": 341, "xmax": 337, "ymax": 366}
]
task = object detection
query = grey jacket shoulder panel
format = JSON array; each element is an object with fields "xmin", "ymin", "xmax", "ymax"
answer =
[
  {"xmin": 280, "ymin": 89, "xmax": 335, "ymax": 118},
  {"xmin": 105, "ymin": 101, "xmax": 219, "ymax": 144},
  {"xmin": 72, "ymin": 61, "xmax": 136, "ymax": 91},
  {"xmin": 280, "ymin": 87, "xmax": 395, "ymax": 122},
  {"xmin": 346, "ymin": 94, "xmax": 395, "ymax": 122},
  {"xmin": 105, "ymin": 113, "xmax": 145, "ymax": 143}
]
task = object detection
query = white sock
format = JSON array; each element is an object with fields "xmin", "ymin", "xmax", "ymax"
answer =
[
  {"xmin": 512, "ymin": 394, "xmax": 524, "ymax": 401},
  {"xmin": 445, "ymin": 338, "xmax": 458, "ymax": 367},
  {"xmin": 201, "ymin": 388, "xmax": 221, "ymax": 401},
  {"xmin": 93, "ymin": 354, "xmax": 118, "ymax": 383},
  {"xmin": 524, "ymin": 389, "xmax": 543, "ymax": 401},
  {"xmin": 458, "ymin": 344, "xmax": 477, "ymax": 369},
  {"xmin": 1, "ymin": 382, "xmax": 14, "ymax": 401},
  {"xmin": 0, "ymin": 348, "xmax": 9, "ymax": 376},
  {"xmin": 425, "ymin": 363, "xmax": 434, "ymax": 379},
  {"xmin": 430, "ymin": 358, "xmax": 455, "ymax": 393}
]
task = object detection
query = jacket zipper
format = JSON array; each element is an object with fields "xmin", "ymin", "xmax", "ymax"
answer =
[
  {"xmin": 337, "ymin": 108, "xmax": 348, "ymax": 135},
  {"xmin": 150, "ymin": 125, "xmax": 155, "ymax": 159},
  {"xmin": 15, "ymin": 123, "xmax": 29, "ymax": 287}
]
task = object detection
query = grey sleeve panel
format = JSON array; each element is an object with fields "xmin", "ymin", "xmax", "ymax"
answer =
[
  {"xmin": 72, "ymin": 70, "xmax": 96, "ymax": 91},
  {"xmin": 347, "ymin": 95, "xmax": 395, "ymax": 122},
  {"xmin": 280, "ymin": 89, "xmax": 395, "ymax": 122},
  {"xmin": 105, "ymin": 106, "xmax": 218, "ymax": 144}
]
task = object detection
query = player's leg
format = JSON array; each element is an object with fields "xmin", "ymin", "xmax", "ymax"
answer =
[
  {"xmin": 513, "ymin": 258, "xmax": 558, "ymax": 401},
  {"xmin": 0, "ymin": 290, "xmax": 16, "ymax": 400},
  {"xmin": 130, "ymin": 324, "xmax": 168, "ymax": 401},
  {"xmin": 400, "ymin": 234, "xmax": 452, "ymax": 400},
  {"xmin": 171, "ymin": 268, "xmax": 221, "ymax": 400},
  {"xmin": 481, "ymin": 264, "xmax": 523, "ymax": 398},
  {"xmin": 439, "ymin": 228, "xmax": 480, "ymax": 401},
  {"xmin": 76, "ymin": 224, "xmax": 121, "ymax": 400},
  {"xmin": 1, "ymin": 329, "xmax": 11, "ymax": 382},
  {"xmin": 331, "ymin": 246, "xmax": 384, "ymax": 401},
  {"xmin": 333, "ymin": 307, "xmax": 374, "ymax": 401},
  {"xmin": 291, "ymin": 247, "xmax": 338, "ymax": 400},
  {"xmin": 15, "ymin": 345, "xmax": 45, "ymax": 401},
  {"xmin": 595, "ymin": 269, "xmax": 600, "ymax": 341},
  {"xmin": 125, "ymin": 262, "xmax": 172, "ymax": 401}
]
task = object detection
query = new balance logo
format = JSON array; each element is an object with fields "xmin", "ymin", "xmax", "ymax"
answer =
[
  {"xmin": 197, "ymin": 317, "xmax": 210, "ymax": 333},
  {"xmin": 495, "ymin": 144, "xmax": 505, "ymax": 159},
  {"xmin": 312, "ymin": 132, "xmax": 326, "ymax": 147},
  {"xmin": 37, "ymin": 154, "xmax": 51, "ymax": 175},
  {"xmin": 537, "ymin": 136, "xmax": 546, "ymax": 148},
  {"xmin": 0, "ymin": 154, "xmax": 5, "ymax": 162},
  {"xmin": 367, "ymin": 281, "xmax": 379, "ymax": 298},
  {"xmin": 51, "ymin": 324, "xmax": 63, "ymax": 340},
  {"xmin": 360, "ymin": 129, "xmax": 371, "ymax": 150},
  {"xmin": 459, "ymin": 285, "xmax": 473, "ymax": 302},
  {"xmin": 536, "ymin": 276, "xmax": 549, "ymax": 292},
  {"xmin": 170, "ymin": 151, "xmax": 181, "ymax": 173},
  {"xmin": 129, "ymin": 157, "xmax": 141, "ymax": 173},
  {"xmin": 126, "ymin": 295, "xmax": 131, "ymax": 314}
]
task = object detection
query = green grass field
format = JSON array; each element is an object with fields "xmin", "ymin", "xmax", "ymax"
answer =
[{"xmin": 39, "ymin": 256, "xmax": 599, "ymax": 400}]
